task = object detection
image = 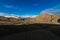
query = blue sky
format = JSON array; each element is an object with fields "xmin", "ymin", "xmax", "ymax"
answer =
[{"xmin": 0, "ymin": 0, "xmax": 60, "ymax": 17}]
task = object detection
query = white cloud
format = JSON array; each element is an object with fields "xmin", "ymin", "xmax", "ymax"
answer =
[
  {"xmin": 20, "ymin": 15, "xmax": 38, "ymax": 18},
  {"xmin": 0, "ymin": 12, "xmax": 38, "ymax": 18},
  {"xmin": 3, "ymin": 5, "xmax": 18, "ymax": 9},
  {"xmin": 0, "ymin": 12, "xmax": 8, "ymax": 16},
  {"xmin": 4, "ymin": 5, "xmax": 13, "ymax": 8},
  {"xmin": 40, "ymin": 5, "xmax": 60, "ymax": 15},
  {"xmin": 0, "ymin": 12, "xmax": 19, "ymax": 18}
]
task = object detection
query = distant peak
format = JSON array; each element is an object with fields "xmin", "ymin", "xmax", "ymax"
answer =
[{"xmin": 4, "ymin": 15, "xmax": 19, "ymax": 18}]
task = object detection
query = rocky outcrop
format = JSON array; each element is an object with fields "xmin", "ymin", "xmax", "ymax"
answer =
[
  {"xmin": 24, "ymin": 14, "xmax": 60, "ymax": 24},
  {"xmin": 35, "ymin": 14, "xmax": 60, "ymax": 24},
  {"xmin": 0, "ymin": 17, "xmax": 24, "ymax": 25}
]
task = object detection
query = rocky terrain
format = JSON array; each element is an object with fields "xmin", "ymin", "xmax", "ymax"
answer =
[
  {"xmin": 0, "ymin": 14, "xmax": 60, "ymax": 25},
  {"xmin": 0, "ymin": 16, "xmax": 24, "ymax": 25},
  {"xmin": 24, "ymin": 14, "xmax": 60, "ymax": 24},
  {"xmin": 0, "ymin": 14, "xmax": 60, "ymax": 40}
]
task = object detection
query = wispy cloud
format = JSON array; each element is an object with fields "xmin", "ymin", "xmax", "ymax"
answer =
[
  {"xmin": 20, "ymin": 15, "xmax": 38, "ymax": 18},
  {"xmin": 0, "ymin": 12, "xmax": 8, "ymax": 16},
  {"xmin": 3, "ymin": 5, "xmax": 18, "ymax": 9},
  {"xmin": 0, "ymin": 12, "xmax": 38, "ymax": 18},
  {"xmin": 0, "ymin": 12, "xmax": 19, "ymax": 17},
  {"xmin": 40, "ymin": 5, "xmax": 60, "ymax": 15},
  {"xmin": 4, "ymin": 5, "xmax": 13, "ymax": 8}
]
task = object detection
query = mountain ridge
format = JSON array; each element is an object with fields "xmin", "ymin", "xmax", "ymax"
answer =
[{"xmin": 0, "ymin": 14, "xmax": 60, "ymax": 25}]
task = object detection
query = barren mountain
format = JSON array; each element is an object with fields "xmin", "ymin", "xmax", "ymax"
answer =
[
  {"xmin": 24, "ymin": 14, "xmax": 60, "ymax": 24},
  {"xmin": 0, "ymin": 17, "xmax": 24, "ymax": 25},
  {"xmin": 0, "ymin": 14, "xmax": 60, "ymax": 25}
]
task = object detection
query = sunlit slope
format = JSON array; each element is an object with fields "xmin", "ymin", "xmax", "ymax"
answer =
[
  {"xmin": 0, "ymin": 17, "xmax": 24, "ymax": 25},
  {"xmin": 0, "ymin": 14, "xmax": 60, "ymax": 25},
  {"xmin": 24, "ymin": 14, "xmax": 60, "ymax": 24}
]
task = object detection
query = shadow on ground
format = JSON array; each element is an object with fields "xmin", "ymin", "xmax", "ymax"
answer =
[{"xmin": 0, "ymin": 23, "xmax": 60, "ymax": 40}]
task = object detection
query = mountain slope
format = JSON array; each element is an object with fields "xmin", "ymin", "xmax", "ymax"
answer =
[
  {"xmin": 0, "ymin": 14, "xmax": 60, "ymax": 25},
  {"xmin": 0, "ymin": 17, "xmax": 24, "ymax": 25},
  {"xmin": 24, "ymin": 14, "xmax": 60, "ymax": 24}
]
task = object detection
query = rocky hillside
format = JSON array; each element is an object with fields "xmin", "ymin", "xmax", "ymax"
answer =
[
  {"xmin": 24, "ymin": 14, "xmax": 60, "ymax": 24},
  {"xmin": 0, "ymin": 14, "xmax": 60, "ymax": 25},
  {"xmin": 0, "ymin": 17, "xmax": 24, "ymax": 25}
]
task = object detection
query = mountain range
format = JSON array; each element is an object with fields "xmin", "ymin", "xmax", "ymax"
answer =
[{"xmin": 0, "ymin": 14, "xmax": 60, "ymax": 25}]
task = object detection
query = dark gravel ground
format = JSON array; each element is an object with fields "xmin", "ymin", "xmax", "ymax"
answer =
[{"xmin": 0, "ymin": 24, "xmax": 60, "ymax": 40}]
